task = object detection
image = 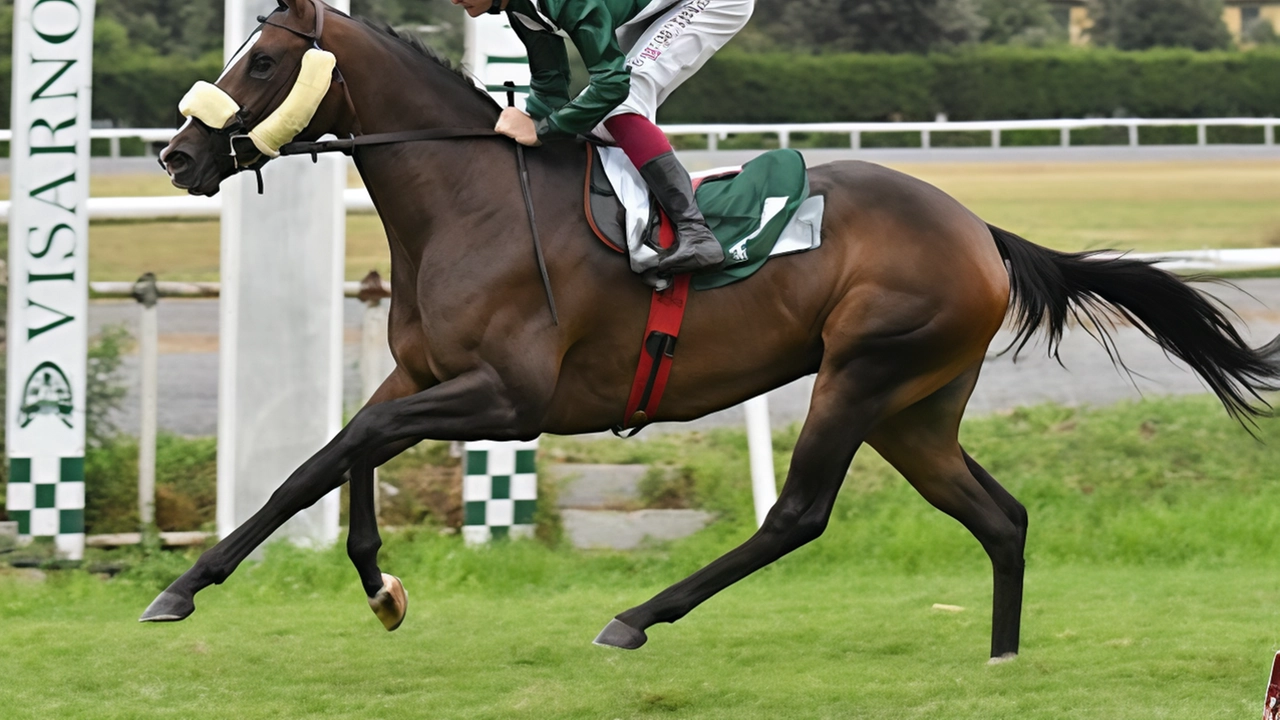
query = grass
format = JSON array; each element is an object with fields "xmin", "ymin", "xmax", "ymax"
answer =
[
  {"xmin": 11, "ymin": 159, "xmax": 1272, "ymax": 282},
  {"xmin": 896, "ymin": 160, "xmax": 1280, "ymax": 253},
  {"xmin": 1, "ymin": 562, "xmax": 1276, "ymax": 719},
  {"xmin": 5, "ymin": 395, "xmax": 1280, "ymax": 717}
]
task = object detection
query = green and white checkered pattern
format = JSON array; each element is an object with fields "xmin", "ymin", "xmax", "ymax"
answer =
[
  {"xmin": 5, "ymin": 456, "xmax": 86, "ymax": 558},
  {"xmin": 462, "ymin": 440, "xmax": 537, "ymax": 545}
]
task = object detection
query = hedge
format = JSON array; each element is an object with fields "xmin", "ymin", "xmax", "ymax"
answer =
[
  {"xmin": 659, "ymin": 47, "xmax": 1280, "ymax": 123},
  {"xmin": 1, "ymin": 47, "xmax": 1278, "ymax": 128}
]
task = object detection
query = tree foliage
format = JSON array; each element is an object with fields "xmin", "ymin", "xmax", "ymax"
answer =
[
  {"xmin": 977, "ymin": 0, "xmax": 1064, "ymax": 45},
  {"xmin": 1087, "ymin": 0, "xmax": 1232, "ymax": 50},
  {"xmin": 750, "ymin": 0, "xmax": 988, "ymax": 53}
]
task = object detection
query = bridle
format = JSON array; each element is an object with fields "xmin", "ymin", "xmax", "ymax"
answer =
[{"xmin": 177, "ymin": 0, "xmax": 558, "ymax": 324}]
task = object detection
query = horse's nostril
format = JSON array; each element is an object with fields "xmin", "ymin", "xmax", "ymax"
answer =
[{"xmin": 165, "ymin": 151, "xmax": 191, "ymax": 175}]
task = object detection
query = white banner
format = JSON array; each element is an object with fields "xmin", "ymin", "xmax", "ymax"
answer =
[{"xmin": 6, "ymin": 0, "xmax": 95, "ymax": 559}]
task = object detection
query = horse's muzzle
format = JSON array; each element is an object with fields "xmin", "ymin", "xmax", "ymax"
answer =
[{"xmin": 160, "ymin": 142, "xmax": 223, "ymax": 196}]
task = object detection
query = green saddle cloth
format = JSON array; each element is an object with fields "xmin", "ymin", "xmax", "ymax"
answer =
[{"xmin": 694, "ymin": 148, "xmax": 810, "ymax": 290}]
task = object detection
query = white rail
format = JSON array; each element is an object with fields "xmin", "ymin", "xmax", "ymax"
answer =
[
  {"xmin": 0, "ymin": 117, "xmax": 1275, "ymax": 157},
  {"xmin": 0, "ymin": 189, "xmax": 376, "ymax": 224},
  {"xmin": 0, "ymin": 117, "xmax": 1272, "ymax": 224},
  {"xmin": 661, "ymin": 117, "xmax": 1280, "ymax": 151}
]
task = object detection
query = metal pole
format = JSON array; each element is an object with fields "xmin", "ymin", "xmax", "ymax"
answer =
[
  {"xmin": 357, "ymin": 271, "xmax": 392, "ymax": 517},
  {"xmin": 744, "ymin": 394, "xmax": 777, "ymax": 528},
  {"xmin": 131, "ymin": 273, "xmax": 160, "ymax": 532},
  {"xmin": 357, "ymin": 271, "xmax": 391, "ymax": 405}
]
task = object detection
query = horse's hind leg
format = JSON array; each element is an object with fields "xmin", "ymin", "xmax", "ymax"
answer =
[
  {"xmin": 867, "ymin": 364, "xmax": 1027, "ymax": 662},
  {"xmin": 595, "ymin": 361, "xmax": 893, "ymax": 650}
]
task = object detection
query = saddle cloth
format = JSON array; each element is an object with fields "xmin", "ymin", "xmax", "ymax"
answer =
[{"xmin": 585, "ymin": 146, "xmax": 825, "ymax": 290}]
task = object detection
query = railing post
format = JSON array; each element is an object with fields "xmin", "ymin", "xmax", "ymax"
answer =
[
  {"xmin": 1197, "ymin": 124, "xmax": 1207, "ymax": 146},
  {"xmin": 1267, "ymin": 121, "xmax": 1275, "ymax": 146},
  {"xmin": 921, "ymin": 129, "xmax": 931, "ymax": 149},
  {"xmin": 109, "ymin": 137, "xmax": 121, "ymax": 159},
  {"xmin": 1060, "ymin": 127, "xmax": 1070, "ymax": 147},
  {"xmin": 707, "ymin": 132, "xmax": 717, "ymax": 152},
  {"xmin": 131, "ymin": 272, "xmax": 160, "ymax": 536},
  {"xmin": 850, "ymin": 130, "xmax": 861, "ymax": 150},
  {"xmin": 744, "ymin": 395, "xmax": 777, "ymax": 529},
  {"xmin": 991, "ymin": 129, "xmax": 1001, "ymax": 148},
  {"xmin": 1128, "ymin": 124, "xmax": 1139, "ymax": 147},
  {"xmin": 778, "ymin": 130, "xmax": 790, "ymax": 149},
  {"xmin": 358, "ymin": 270, "xmax": 392, "ymax": 516}
]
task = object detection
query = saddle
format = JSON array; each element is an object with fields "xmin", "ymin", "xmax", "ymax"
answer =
[
  {"xmin": 583, "ymin": 144, "xmax": 825, "ymax": 434},
  {"xmin": 583, "ymin": 144, "xmax": 824, "ymax": 291}
]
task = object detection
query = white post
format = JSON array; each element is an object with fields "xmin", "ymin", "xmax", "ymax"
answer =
[
  {"xmin": 744, "ymin": 395, "xmax": 777, "ymax": 528},
  {"xmin": 132, "ymin": 274, "xmax": 159, "ymax": 530},
  {"xmin": 216, "ymin": 0, "xmax": 346, "ymax": 547}
]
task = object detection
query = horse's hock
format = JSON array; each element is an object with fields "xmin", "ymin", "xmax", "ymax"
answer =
[{"xmin": 548, "ymin": 464, "xmax": 713, "ymax": 550}]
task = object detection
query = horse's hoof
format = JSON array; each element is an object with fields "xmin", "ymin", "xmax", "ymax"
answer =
[
  {"xmin": 593, "ymin": 618, "xmax": 647, "ymax": 650},
  {"xmin": 139, "ymin": 590, "xmax": 195, "ymax": 623},
  {"xmin": 368, "ymin": 573, "xmax": 408, "ymax": 631},
  {"xmin": 988, "ymin": 652, "xmax": 1018, "ymax": 665}
]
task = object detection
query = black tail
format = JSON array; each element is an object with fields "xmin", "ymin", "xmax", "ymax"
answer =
[{"xmin": 989, "ymin": 224, "xmax": 1280, "ymax": 423}]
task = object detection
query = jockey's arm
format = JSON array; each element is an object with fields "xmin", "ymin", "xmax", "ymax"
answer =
[
  {"xmin": 509, "ymin": 19, "xmax": 572, "ymax": 123},
  {"xmin": 532, "ymin": 0, "xmax": 630, "ymax": 138}
]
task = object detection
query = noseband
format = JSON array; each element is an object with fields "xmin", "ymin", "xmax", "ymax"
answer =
[{"xmin": 175, "ymin": 0, "xmax": 358, "ymax": 190}]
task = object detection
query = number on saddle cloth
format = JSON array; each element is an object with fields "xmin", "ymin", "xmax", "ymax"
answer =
[{"xmin": 582, "ymin": 145, "xmax": 826, "ymax": 290}]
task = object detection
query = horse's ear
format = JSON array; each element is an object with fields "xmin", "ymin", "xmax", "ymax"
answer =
[{"xmin": 275, "ymin": 0, "xmax": 317, "ymax": 31}]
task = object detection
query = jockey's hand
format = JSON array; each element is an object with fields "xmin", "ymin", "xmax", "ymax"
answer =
[{"xmin": 495, "ymin": 107, "xmax": 541, "ymax": 147}]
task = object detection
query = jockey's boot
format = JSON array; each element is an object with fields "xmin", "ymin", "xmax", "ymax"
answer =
[{"xmin": 640, "ymin": 152, "xmax": 725, "ymax": 276}]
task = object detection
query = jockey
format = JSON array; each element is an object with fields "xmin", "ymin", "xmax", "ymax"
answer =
[{"xmin": 453, "ymin": 0, "xmax": 755, "ymax": 276}]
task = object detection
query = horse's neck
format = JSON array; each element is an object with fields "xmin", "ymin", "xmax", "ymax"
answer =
[{"xmin": 334, "ymin": 19, "xmax": 499, "ymax": 134}]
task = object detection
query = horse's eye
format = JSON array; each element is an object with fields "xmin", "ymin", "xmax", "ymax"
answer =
[{"xmin": 249, "ymin": 54, "xmax": 275, "ymax": 78}]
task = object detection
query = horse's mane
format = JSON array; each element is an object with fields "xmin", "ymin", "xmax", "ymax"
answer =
[{"xmin": 354, "ymin": 16, "xmax": 501, "ymax": 111}]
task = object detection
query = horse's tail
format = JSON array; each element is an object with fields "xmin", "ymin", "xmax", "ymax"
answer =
[{"xmin": 988, "ymin": 223, "xmax": 1280, "ymax": 423}]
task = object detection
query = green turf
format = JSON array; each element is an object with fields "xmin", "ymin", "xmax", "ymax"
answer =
[
  {"xmin": 4, "ymin": 395, "xmax": 1280, "ymax": 717},
  {"xmin": 44, "ymin": 159, "xmax": 1280, "ymax": 282},
  {"xmin": 2, "ymin": 562, "xmax": 1276, "ymax": 719}
]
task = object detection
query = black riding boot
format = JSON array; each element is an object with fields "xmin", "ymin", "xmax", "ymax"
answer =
[{"xmin": 640, "ymin": 152, "xmax": 726, "ymax": 275}]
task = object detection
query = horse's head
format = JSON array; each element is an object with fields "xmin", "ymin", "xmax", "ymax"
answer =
[{"xmin": 160, "ymin": 0, "xmax": 352, "ymax": 195}]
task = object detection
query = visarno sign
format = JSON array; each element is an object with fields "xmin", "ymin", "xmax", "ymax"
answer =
[{"xmin": 6, "ymin": 0, "xmax": 95, "ymax": 559}]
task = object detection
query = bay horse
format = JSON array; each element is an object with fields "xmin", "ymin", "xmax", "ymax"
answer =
[{"xmin": 146, "ymin": 0, "xmax": 1280, "ymax": 662}]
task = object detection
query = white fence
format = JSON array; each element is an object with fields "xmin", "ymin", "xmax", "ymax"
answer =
[
  {"xmin": 664, "ymin": 117, "xmax": 1280, "ymax": 151},
  {"xmin": 0, "ymin": 117, "xmax": 1276, "ymax": 224},
  {"xmin": 21, "ymin": 118, "xmax": 1280, "ymax": 537}
]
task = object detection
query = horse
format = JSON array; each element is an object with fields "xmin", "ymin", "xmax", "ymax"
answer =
[{"xmin": 146, "ymin": 0, "xmax": 1280, "ymax": 662}]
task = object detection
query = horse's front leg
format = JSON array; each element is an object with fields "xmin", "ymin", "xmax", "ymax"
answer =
[
  {"xmin": 346, "ymin": 369, "xmax": 430, "ymax": 631},
  {"xmin": 139, "ymin": 367, "xmax": 538, "ymax": 623}
]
